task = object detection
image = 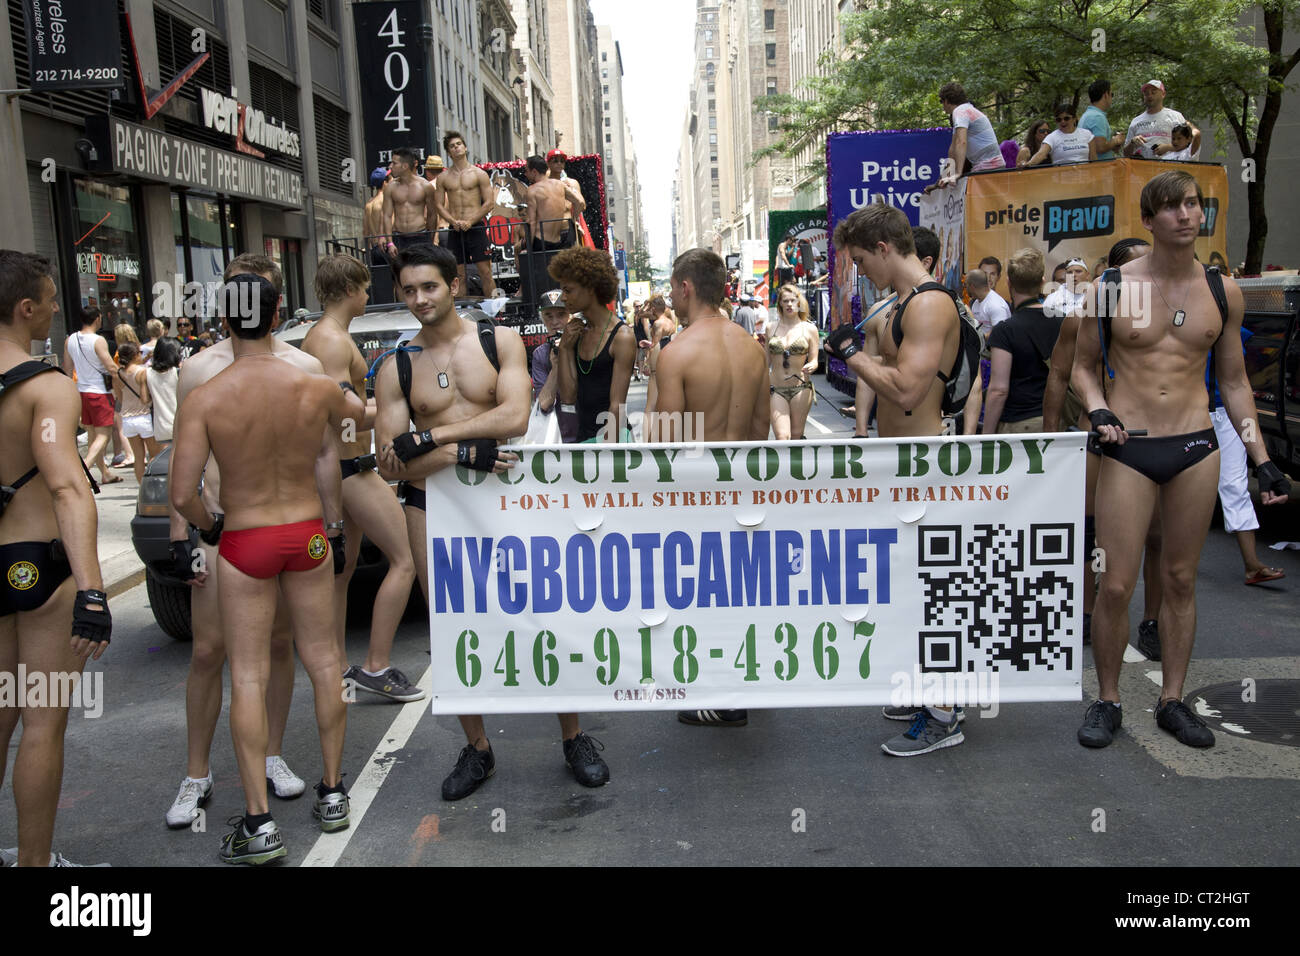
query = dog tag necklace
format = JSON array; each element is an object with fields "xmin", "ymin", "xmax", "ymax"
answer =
[
  {"xmin": 1151, "ymin": 270, "xmax": 1192, "ymax": 327},
  {"xmin": 433, "ymin": 331, "xmax": 464, "ymax": 388}
]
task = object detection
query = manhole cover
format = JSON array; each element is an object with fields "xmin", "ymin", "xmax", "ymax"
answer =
[{"xmin": 1185, "ymin": 679, "xmax": 1300, "ymax": 748}]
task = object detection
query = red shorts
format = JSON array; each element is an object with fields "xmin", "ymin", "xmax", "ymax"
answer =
[
  {"xmin": 218, "ymin": 519, "xmax": 330, "ymax": 579},
  {"xmin": 80, "ymin": 392, "xmax": 114, "ymax": 428}
]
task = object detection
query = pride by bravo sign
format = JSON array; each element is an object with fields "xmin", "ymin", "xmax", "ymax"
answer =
[{"xmin": 424, "ymin": 436, "xmax": 1085, "ymax": 715}]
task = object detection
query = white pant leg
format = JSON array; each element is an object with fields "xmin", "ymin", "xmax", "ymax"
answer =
[{"xmin": 1211, "ymin": 406, "xmax": 1258, "ymax": 533}]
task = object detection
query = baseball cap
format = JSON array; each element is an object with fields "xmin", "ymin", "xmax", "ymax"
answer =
[
  {"xmin": 546, "ymin": 149, "xmax": 566, "ymax": 163},
  {"xmin": 1142, "ymin": 79, "xmax": 1166, "ymax": 92},
  {"xmin": 539, "ymin": 289, "xmax": 567, "ymax": 310},
  {"xmin": 425, "ymin": 154, "xmax": 445, "ymax": 169},
  {"xmin": 369, "ymin": 166, "xmax": 389, "ymax": 188}
]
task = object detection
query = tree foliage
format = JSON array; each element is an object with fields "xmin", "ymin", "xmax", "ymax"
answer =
[
  {"xmin": 628, "ymin": 241, "xmax": 654, "ymax": 283},
  {"xmin": 758, "ymin": 0, "xmax": 1299, "ymax": 269}
]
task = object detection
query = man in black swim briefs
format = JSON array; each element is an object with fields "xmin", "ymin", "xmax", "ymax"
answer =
[
  {"xmin": 1072, "ymin": 170, "xmax": 1290, "ymax": 750},
  {"xmin": 0, "ymin": 250, "xmax": 110, "ymax": 866}
]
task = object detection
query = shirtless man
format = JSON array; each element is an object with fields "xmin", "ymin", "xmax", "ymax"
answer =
[
  {"xmin": 1072, "ymin": 170, "xmax": 1290, "ymax": 749},
  {"xmin": 364, "ymin": 165, "xmax": 390, "ymax": 259},
  {"xmin": 373, "ymin": 243, "xmax": 609, "ymax": 799},
  {"xmin": 433, "ymin": 131, "xmax": 498, "ymax": 298},
  {"xmin": 301, "ymin": 253, "xmax": 421, "ymax": 702},
  {"xmin": 382, "ymin": 147, "xmax": 436, "ymax": 256},
  {"xmin": 172, "ymin": 273, "xmax": 362, "ymax": 864},
  {"xmin": 0, "ymin": 251, "xmax": 110, "ymax": 867},
  {"xmin": 640, "ymin": 294, "xmax": 678, "ymax": 420},
  {"xmin": 546, "ymin": 150, "xmax": 587, "ymax": 223},
  {"xmin": 163, "ymin": 255, "xmax": 342, "ymax": 830},
  {"xmin": 652, "ymin": 249, "xmax": 769, "ymax": 728},
  {"xmin": 522, "ymin": 156, "xmax": 577, "ymax": 250},
  {"xmin": 825, "ymin": 204, "xmax": 967, "ymax": 756}
]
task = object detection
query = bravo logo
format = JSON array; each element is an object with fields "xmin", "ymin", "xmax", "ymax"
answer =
[{"xmin": 982, "ymin": 196, "xmax": 1116, "ymax": 251}]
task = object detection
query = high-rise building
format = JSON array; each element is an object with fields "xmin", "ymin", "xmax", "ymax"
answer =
[
  {"xmin": 787, "ymin": 0, "xmax": 846, "ymax": 206},
  {"xmin": 430, "ymin": 0, "xmax": 489, "ymax": 161},
  {"xmin": 477, "ymin": 0, "xmax": 527, "ymax": 162},
  {"xmin": 596, "ymin": 25, "xmax": 639, "ymax": 256},
  {"xmin": 547, "ymin": 0, "xmax": 601, "ymax": 158},
  {"xmin": 511, "ymin": 0, "xmax": 555, "ymax": 155}
]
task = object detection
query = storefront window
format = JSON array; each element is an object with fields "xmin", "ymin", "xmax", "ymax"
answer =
[
  {"xmin": 73, "ymin": 178, "xmax": 145, "ymax": 333},
  {"xmin": 263, "ymin": 237, "xmax": 305, "ymax": 318},
  {"xmin": 172, "ymin": 192, "xmax": 242, "ymax": 331}
]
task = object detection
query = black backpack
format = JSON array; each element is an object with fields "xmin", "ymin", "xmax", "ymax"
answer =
[
  {"xmin": 0, "ymin": 362, "xmax": 99, "ymax": 520},
  {"xmin": 889, "ymin": 281, "xmax": 983, "ymax": 416},
  {"xmin": 1096, "ymin": 263, "xmax": 1228, "ymax": 410}
]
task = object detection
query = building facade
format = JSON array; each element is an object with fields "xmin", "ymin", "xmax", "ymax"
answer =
[
  {"xmin": 477, "ymin": 0, "xmax": 526, "ymax": 162},
  {"xmin": 2, "ymin": 0, "xmax": 373, "ymax": 332},
  {"xmin": 547, "ymin": 0, "xmax": 600, "ymax": 159},
  {"xmin": 510, "ymin": 0, "xmax": 554, "ymax": 156}
]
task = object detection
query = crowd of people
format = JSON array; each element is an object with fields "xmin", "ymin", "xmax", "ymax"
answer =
[
  {"xmin": 934, "ymin": 77, "xmax": 1202, "ymax": 183},
  {"xmin": 1, "ymin": 75, "xmax": 1295, "ymax": 865}
]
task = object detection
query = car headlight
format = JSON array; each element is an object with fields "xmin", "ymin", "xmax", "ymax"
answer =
[{"xmin": 137, "ymin": 473, "xmax": 171, "ymax": 516}]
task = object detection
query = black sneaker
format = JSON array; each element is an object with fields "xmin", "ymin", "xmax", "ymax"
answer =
[
  {"xmin": 1155, "ymin": 698, "xmax": 1215, "ymax": 748},
  {"xmin": 441, "ymin": 744, "xmax": 495, "ymax": 801},
  {"xmin": 344, "ymin": 664, "xmax": 426, "ymax": 702},
  {"xmin": 677, "ymin": 709, "xmax": 748, "ymax": 727},
  {"xmin": 562, "ymin": 732, "xmax": 610, "ymax": 787},
  {"xmin": 1077, "ymin": 699, "xmax": 1123, "ymax": 748},
  {"xmin": 1137, "ymin": 619, "xmax": 1160, "ymax": 660}
]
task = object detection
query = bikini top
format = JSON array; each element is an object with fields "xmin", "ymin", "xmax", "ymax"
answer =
[{"xmin": 767, "ymin": 330, "xmax": 810, "ymax": 355}]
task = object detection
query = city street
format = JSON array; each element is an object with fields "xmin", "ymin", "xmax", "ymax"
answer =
[{"xmin": 5, "ymin": 378, "xmax": 1297, "ymax": 868}]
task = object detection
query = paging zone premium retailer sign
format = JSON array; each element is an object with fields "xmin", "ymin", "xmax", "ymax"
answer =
[
  {"xmin": 86, "ymin": 116, "xmax": 303, "ymax": 208},
  {"xmin": 425, "ymin": 436, "xmax": 1085, "ymax": 715}
]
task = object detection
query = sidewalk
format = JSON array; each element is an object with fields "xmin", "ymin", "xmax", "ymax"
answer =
[{"xmin": 87, "ymin": 459, "xmax": 147, "ymax": 599}]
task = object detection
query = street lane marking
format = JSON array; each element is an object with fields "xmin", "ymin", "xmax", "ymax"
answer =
[
  {"xmin": 804, "ymin": 414, "xmax": 832, "ymax": 435},
  {"xmin": 300, "ymin": 665, "xmax": 433, "ymax": 867}
]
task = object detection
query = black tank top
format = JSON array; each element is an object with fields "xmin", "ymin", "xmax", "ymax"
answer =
[{"xmin": 576, "ymin": 323, "xmax": 620, "ymax": 441}]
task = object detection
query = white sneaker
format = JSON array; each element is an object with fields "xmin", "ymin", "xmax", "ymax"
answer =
[
  {"xmin": 52, "ymin": 852, "xmax": 110, "ymax": 867},
  {"xmin": 266, "ymin": 756, "xmax": 305, "ymax": 799},
  {"xmin": 165, "ymin": 775, "xmax": 213, "ymax": 829},
  {"xmin": 2, "ymin": 847, "xmax": 108, "ymax": 866}
]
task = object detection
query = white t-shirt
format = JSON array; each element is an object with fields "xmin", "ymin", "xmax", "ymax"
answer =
[
  {"xmin": 1124, "ymin": 108, "xmax": 1187, "ymax": 158},
  {"xmin": 67, "ymin": 331, "xmax": 110, "ymax": 394},
  {"xmin": 971, "ymin": 289, "xmax": 1012, "ymax": 335},
  {"xmin": 1043, "ymin": 127, "xmax": 1093, "ymax": 165},
  {"xmin": 146, "ymin": 366, "xmax": 179, "ymax": 442},
  {"xmin": 1165, "ymin": 145, "xmax": 1199, "ymax": 162},
  {"xmin": 1043, "ymin": 286, "xmax": 1086, "ymax": 319},
  {"xmin": 950, "ymin": 103, "xmax": 1003, "ymax": 171}
]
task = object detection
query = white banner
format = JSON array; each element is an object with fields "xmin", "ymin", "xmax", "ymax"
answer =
[{"xmin": 425, "ymin": 435, "xmax": 1085, "ymax": 714}]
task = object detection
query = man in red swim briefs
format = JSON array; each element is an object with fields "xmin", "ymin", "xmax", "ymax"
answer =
[{"xmin": 171, "ymin": 274, "xmax": 364, "ymax": 864}]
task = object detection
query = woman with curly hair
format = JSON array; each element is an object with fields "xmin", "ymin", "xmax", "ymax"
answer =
[
  {"xmin": 1016, "ymin": 119, "xmax": 1050, "ymax": 167},
  {"xmin": 766, "ymin": 283, "xmax": 820, "ymax": 439},
  {"xmin": 549, "ymin": 247, "xmax": 636, "ymax": 442}
]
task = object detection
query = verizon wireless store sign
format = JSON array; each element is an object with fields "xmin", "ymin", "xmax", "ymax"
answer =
[
  {"xmin": 96, "ymin": 117, "xmax": 303, "ymax": 208},
  {"xmin": 199, "ymin": 88, "xmax": 302, "ymax": 159}
]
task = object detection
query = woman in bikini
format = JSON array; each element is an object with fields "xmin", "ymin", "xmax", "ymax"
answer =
[{"xmin": 767, "ymin": 284, "xmax": 820, "ymax": 440}]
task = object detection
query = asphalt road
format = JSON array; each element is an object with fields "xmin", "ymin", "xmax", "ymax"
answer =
[{"xmin": 5, "ymin": 376, "xmax": 1298, "ymax": 866}]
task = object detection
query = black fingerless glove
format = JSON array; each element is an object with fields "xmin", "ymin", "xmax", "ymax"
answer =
[
  {"xmin": 1088, "ymin": 408, "xmax": 1124, "ymax": 433},
  {"xmin": 339, "ymin": 380, "xmax": 358, "ymax": 397},
  {"xmin": 330, "ymin": 532, "xmax": 347, "ymax": 575},
  {"xmin": 825, "ymin": 323, "xmax": 860, "ymax": 361},
  {"xmin": 72, "ymin": 589, "xmax": 112, "ymax": 645},
  {"xmin": 170, "ymin": 539, "xmax": 197, "ymax": 582},
  {"xmin": 392, "ymin": 430, "xmax": 438, "ymax": 462},
  {"xmin": 1256, "ymin": 460, "xmax": 1292, "ymax": 498},
  {"xmin": 457, "ymin": 439, "xmax": 499, "ymax": 473},
  {"xmin": 197, "ymin": 513, "xmax": 223, "ymax": 546}
]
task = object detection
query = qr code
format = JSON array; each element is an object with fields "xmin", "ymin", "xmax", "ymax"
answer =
[{"xmin": 916, "ymin": 523, "xmax": 1075, "ymax": 673}]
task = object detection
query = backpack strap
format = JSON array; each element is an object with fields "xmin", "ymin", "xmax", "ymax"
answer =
[
  {"xmin": 394, "ymin": 347, "xmax": 416, "ymax": 410},
  {"xmin": 477, "ymin": 319, "xmax": 500, "ymax": 372},
  {"xmin": 1095, "ymin": 267, "xmax": 1122, "ymax": 380},
  {"xmin": 0, "ymin": 362, "xmax": 99, "ymax": 498},
  {"xmin": 1203, "ymin": 263, "xmax": 1229, "ymax": 412},
  {"xmin": 891, "ymin": 282, "xmax": 959, "ymax": 383}
]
